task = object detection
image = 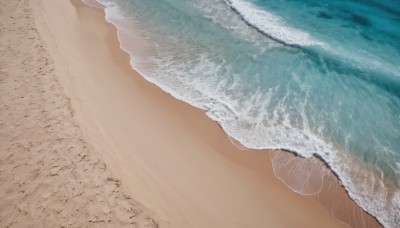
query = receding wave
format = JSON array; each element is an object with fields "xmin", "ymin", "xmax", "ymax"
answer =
[
  {"xmin": 223, "ymin": 0, "xmax": 323, "ymax": 47},
  {"xmin": 223, "ymin": 0, "xmax": 400, "ymax": 96},
  {"xmin": 86, "ymin": 0, "xmax": 399, "ymax": 227}
]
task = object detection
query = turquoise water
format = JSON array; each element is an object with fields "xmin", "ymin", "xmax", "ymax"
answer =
[{"xmin": 94, "ymin": 0, "xmax": 400, "ymax": 226}]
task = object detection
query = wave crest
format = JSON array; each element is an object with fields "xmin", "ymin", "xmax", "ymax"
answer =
[{"xmin": 223, "ymin": 0, "xmax": 323, "ymax": 47}]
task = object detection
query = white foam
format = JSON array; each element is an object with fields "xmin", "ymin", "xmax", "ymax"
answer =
[
  {"xmin": 194, "ymin": 0, "xmax": 277, "ymax": 49},
  {"xmin": 224, "ymin": 0, "xmax": 323, "ymax": 46},
  {"xmin": 146, "ymin": 53, "xmax": 400, "ymax": 227},
  {"xmin": 92, "ymin": 0, "xmax": 399, "ymax": 226}
]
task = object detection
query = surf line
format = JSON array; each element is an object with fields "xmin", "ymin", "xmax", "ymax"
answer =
[{"xmin": 222, "ymin": 0, "xmax": 304, "ymax": 48}]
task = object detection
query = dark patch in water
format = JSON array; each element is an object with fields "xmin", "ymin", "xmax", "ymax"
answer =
[
  {"xmin": 351, "ymin": 14, "xmax": 372, "ymax": 27},
  {"xmin": 357, "ymin": 0, "xmax": 400, "ymax": 19},
  {"xmin": 301, "ymin": 47, "xmax": 400, "ymax": 99},
  {"xmin": 361, "ymin": 32, "xmax": 373, "ymax": 41},
  {"xmin": 318, "ymin": 11, "xmax": 333, "ymax": 19}
]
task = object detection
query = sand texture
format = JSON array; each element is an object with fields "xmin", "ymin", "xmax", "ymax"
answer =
[
  {"xmin": 29, "ymin": 0, "xmax": 346, "ymax": 227},
  {"xmin": 0, "ymin": 0, "xmax": 381, "ymax": 227},
  {"xmin": 0, "ymin": 0, "xmax": 158, "ymax": 227}
]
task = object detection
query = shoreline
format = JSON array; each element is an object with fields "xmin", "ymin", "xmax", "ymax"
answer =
[
  {"xmin": 30, "ymin": 0, "xmax": 380, "ymax": 227},
  {"xmin": 93, "ymin": 1, "xmax": 383, "ymax": 227}
]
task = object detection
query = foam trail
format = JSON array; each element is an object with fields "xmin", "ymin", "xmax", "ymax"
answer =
[
  {"xmin": 83, "ymin": 0, "xmax": 400, "ymax": 227},
  {"xmin": 223, "ymin": 0, "xmax": 323, "ymax": 47}
]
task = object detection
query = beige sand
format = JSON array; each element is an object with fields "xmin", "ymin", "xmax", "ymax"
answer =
[
  {"xmin": 29, "ymin": 0, "xmax": 349, "ymax": 227},
  {"xmin": 0, "ymin": 0, "xmax": 379, "ymax": 227},
  {"xmin": 0, "ymin": 0, "xmax": 158, "ymax": 227}
]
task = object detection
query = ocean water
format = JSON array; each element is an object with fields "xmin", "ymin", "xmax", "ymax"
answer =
[{"xmin": 92, "ymin": 0, "xmax": 400, "ymax": 226}]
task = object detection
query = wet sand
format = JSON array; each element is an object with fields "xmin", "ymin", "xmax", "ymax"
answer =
[{"xmin": 0, "ymin": 0, "xmax": 380, "ymax": 227}]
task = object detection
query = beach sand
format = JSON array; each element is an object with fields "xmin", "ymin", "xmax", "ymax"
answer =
[
  {"xmin": 0, "ymin": 0, "xmax": 380, "ymax": 227},
  {"xmin": 0, "ymin": 0, "xmax": 159, "ymax": 227}
]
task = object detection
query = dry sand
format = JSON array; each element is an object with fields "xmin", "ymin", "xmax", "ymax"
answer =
[
  {"xmin": 0, "ymin": 0, "xmax": 158, "ymax": 227},
  {"xmin": 0, "ymin": 0, "xmax": 380, "ymax": 227}
]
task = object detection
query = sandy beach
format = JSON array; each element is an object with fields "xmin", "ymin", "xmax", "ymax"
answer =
[
  {"xmin": 0, "ymin": 0, "xmax": 381, "ymax": 227},
  {"xmin": 0, "ymin": 0, "xmax": 158, "ymax": 227}
]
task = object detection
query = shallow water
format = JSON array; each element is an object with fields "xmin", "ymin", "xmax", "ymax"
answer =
[{"xmin": 94, "ymin": 0, "xmax": 400, "ymax": 226}]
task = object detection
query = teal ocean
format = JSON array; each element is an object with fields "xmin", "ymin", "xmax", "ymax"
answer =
[{"xmin": 91, "ymin": 0, "xmax": 400, "ymax": 226}]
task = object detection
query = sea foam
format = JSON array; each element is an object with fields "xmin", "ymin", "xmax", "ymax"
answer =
[
  {"xmin": 88, "ymin": 0, "xmax": 400, "ymax": 226},
  {"xmin": 223, "ymin": 0, "xmax": 323, "ymax": 47}
]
